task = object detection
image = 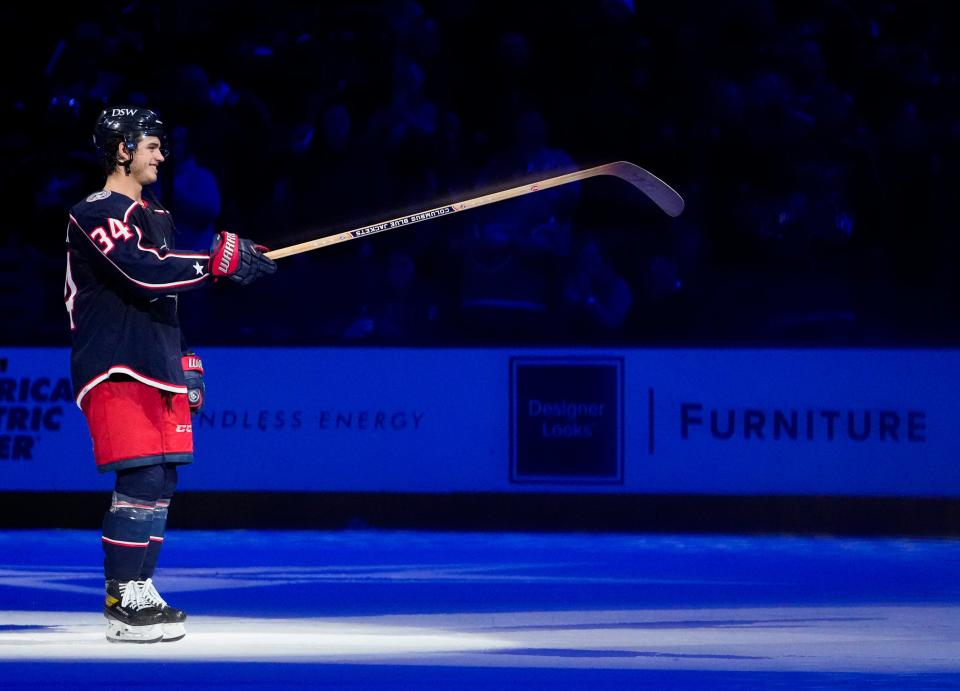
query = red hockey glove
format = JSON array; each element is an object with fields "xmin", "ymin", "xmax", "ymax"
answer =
[
  {"xmin": 181, "ymin": 352, "xmax": 205, "ymax": 414},
  {"xmin": 209, "ymin": 231, "xmax": 277, "ymax": 286}
]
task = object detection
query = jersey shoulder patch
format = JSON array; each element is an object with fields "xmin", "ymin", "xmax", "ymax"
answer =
[
  {"xmin": 71, "ymin": 191, "xmax": 138, "ymax": 227},
  {"xmin": 86, "ymin": 190, "xmax": 111, "ymax": 202}
]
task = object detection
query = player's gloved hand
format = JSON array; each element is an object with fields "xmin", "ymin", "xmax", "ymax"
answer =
[
  {"xmin": 209, "ymin": 230, "xmax": 277, "ymax": 286},
  {"xmin": 181, "ymin": 352, "xmax": 205, "ymax": 414}
]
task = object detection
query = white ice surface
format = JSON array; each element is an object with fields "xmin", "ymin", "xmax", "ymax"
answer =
[{"xmin": 1, "ymin": 605, "xmax": 958, "ymax": 672}]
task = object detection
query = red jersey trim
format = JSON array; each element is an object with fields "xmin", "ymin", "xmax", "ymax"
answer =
[
  {"xmin": 76, "ymin": 366, "xmax": 188, "ymax": 408},
  {"xmin": 122, "ymin": 200, "xmax": 139, "ymax": 222},
  {"xmin": 132, "ymin": 224, "xmax": 209, "ymax": 260},
  {"xmin": 122, "ymin": 201, "xmax": 206, "ymax": 257}
]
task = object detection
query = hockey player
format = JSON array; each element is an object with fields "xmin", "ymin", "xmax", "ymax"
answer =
[{"xmin": 64, "ymin": 106, "xmax": 276, "ymax": 643}]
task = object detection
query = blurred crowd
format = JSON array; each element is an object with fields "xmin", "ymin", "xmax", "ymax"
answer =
[{"xmin": 2, "ymin": 0, "xmax": 957, "ymax": 346}]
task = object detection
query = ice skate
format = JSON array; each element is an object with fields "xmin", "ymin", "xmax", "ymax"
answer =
[
  {"xmin": 104, "ymin": 579, "xmax": 163, "ymax": 643},
  {"xmin": 140, "ymin": 577, "xmax": 187, "ymax": 641}
]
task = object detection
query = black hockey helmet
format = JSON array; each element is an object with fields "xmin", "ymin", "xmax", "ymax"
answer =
[{"xmin": 93, "ymin": 106, "xmax": 170, "ymax": 159}]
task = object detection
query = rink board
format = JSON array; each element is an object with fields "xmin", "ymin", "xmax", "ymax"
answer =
[{"xmin": 1, "ymin": 347, "xmax": 958, "ymax": 495}]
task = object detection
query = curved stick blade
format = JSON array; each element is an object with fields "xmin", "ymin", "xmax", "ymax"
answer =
[{"xmin": 603, "ymin": 161, "xmax": 685, "ymax": 217}]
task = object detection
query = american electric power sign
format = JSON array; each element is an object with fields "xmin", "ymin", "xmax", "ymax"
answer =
[{"xmin": 2, "ymin": 348, "xmax": 958, "ymax": 495}]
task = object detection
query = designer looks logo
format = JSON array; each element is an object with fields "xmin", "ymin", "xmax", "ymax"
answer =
[{"xmin": 510, "ymin": 357, "xmax": 624, "ymax": 484}]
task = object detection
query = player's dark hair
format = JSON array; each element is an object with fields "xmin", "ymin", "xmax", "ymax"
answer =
[{"xmin": 98, "ymin": 133, "xmax": 133, "ymax": 177}]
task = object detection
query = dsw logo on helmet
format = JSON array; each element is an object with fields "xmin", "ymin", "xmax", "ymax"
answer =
[{"xmin": 93, "ymin": 106, "xmax": 169, "ymax": 159}]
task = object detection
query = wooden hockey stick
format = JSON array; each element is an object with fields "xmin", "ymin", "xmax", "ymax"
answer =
[{"xmin": 265, "ymin": 161, "xmax": 684, "ymax": 260}]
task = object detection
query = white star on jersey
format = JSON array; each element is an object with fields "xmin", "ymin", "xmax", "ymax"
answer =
[{"xmin": 193, "ymin": 261, "xmax": 205, "ymax": 276}]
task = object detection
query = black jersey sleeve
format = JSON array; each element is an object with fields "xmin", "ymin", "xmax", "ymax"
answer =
[{"xmin": 68, "ymin": 194, "xmax": 211, "ymax": 297}]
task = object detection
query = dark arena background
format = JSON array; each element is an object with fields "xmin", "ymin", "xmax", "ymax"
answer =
[{"xmin": 1, "ymin": 1, "xmax": 959, "ymax": 688}]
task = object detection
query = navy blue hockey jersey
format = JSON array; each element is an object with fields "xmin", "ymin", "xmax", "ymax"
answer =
[{"xmin": 65, "ymin": 190, "xmax": 211, "ymax": 406}]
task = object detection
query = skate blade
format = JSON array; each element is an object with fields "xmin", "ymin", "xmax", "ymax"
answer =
[
  {"xmin": 105, "ymin": 618, "xmax": 163, "ymax": 644},
  {"xmin": 161, "ymin": 622, "xmax": 186, "ymax": 642}
]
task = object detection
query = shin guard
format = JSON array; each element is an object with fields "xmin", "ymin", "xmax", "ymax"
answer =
[{"xmin": 102, "ymin": 493, "xmax": 156, "ymax": 582}]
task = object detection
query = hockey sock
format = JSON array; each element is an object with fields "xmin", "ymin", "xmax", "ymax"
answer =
[
  {"xmin": 139, "ymin": 498, "xmax": 169, "ymax": 579},
  {"xmin": 102, "ymin": 492, "xmax": 156, "ymax": 582}
]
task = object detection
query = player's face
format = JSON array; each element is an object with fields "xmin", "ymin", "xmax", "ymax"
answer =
[{"xmin": 129, "ymin": 136, "xmax": 165, "ymax": 184}]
